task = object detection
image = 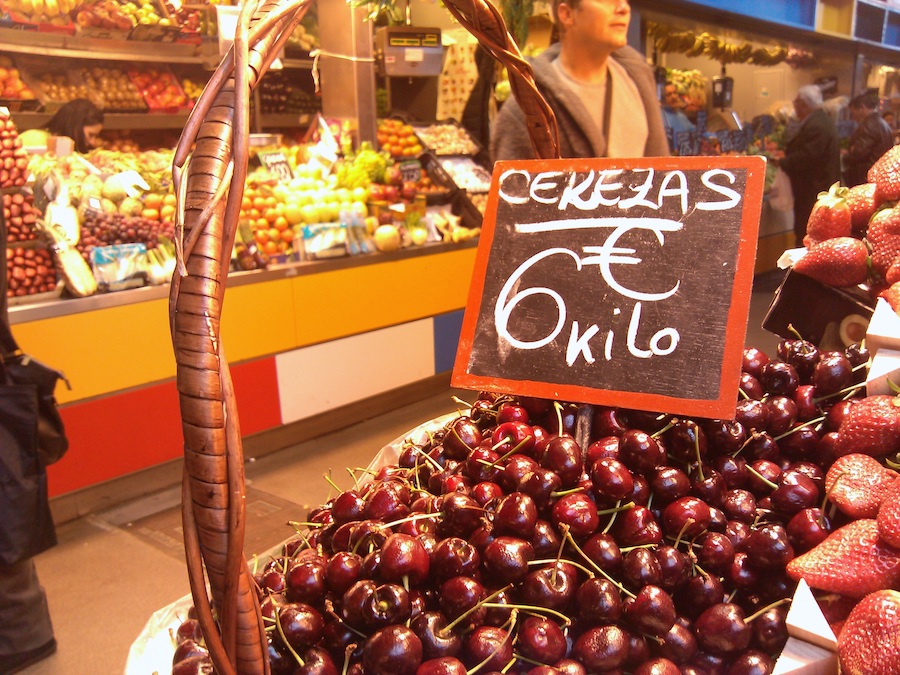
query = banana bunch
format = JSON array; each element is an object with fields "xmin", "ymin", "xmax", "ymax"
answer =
[
  {"xmin": 6, "ymin": 0, "xmax": 78, "ymax": 24},
  {"xmin": 749, "ymin": 45, "xmax": 789, "ymax": 66},
  {"xmin": 648, "ymin": 21, "xmax": 789, "ymax": 68}
]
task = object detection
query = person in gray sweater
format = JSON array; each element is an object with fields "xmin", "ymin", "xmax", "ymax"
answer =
[{"xmin": 490, "ymin": 0, "xmax": 669, "ymax": 161}]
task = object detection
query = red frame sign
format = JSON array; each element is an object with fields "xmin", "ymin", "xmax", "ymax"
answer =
[{"xmin": 451, "ymin": 155, "xmax": 766, "ymax": 419}]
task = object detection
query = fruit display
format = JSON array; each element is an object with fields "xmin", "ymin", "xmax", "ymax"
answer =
[
  {"xmin": 0, "ymin": 56, "xmax": 38, "ymax": 105},
  {"xmin": 166, "ymin": 332, "xmax": 900, "ymax": 674},
  {"xmin": 76, "ymin": 65, "xmax": 147, "ymax": 111},
  {"xmin": 437, "ymin": 156, "xmax": 492, "ymax": 193},
  {"xmin": 788, "ymin": 145, "xmax": 900, "ymax": 319},
  {"xmin": 258, "ymin": 72, "xmax": 320, "ymax": 116},
  {"xmin": 376, "ymin": 118, "xmax": 423, "ymax": 159},
  {"xmin": 76, "ymin": 208, "xmax": 173, "ymax": 265},
  {"xmin": 28, "ymin": 69, "xmax": 90, "ymax": 108},
  {"xmin": 468, "ymin": 192, "xmax": 488, "ymax": 215},
  {"xmin": 0, "ymin": 111, "xmax": 30, "ymax": 188},
  {"xmin": 119, "ymin": 0, "xmax": 170, "ymax": 27},
  {"xmin": 5, "ymin": 246, "xmax": 58, "ymax": 298},
  {"xmin": 127, "ymin": 67, "xmax": 191, "ymax": 110},
  {"xmin": 178, "ymin": 76, "xmax": 204, "ymax": 103},
  {"xmin": 73, "ymin": 0, "xmax": 134, "ymax": 32},
  {"xmin": 1, "ymin": 0, "xmax": 79, "ymax": 27},
  {"xmin": 3, "ymin": 190, "xmax": 40, "ymax": 242},
  {"xmin": 413, "ymin": 122, "xmax": 480, "ymax": 156}
]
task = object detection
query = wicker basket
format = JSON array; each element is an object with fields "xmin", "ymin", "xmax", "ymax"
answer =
[{"xmin": 169, "ymin": 1, "xmax": 558, "ymax": 672}]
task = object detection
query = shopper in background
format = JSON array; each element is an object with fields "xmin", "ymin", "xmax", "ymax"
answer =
[
  {"xmin": 489, "ymin": 0, "xmax": 669, "ymax": 161},
  {"xmin": 843, "ymin": 91, "xmax": 894, "ymax": 187},
  {"xmin": 19, "ymin": 99, "xmax": 104, "ymax": 154},
  {"xmin": 884, "ymin": 110, "xmax": 896, "ymax": 128},
  {"xmin": 661, "ymin": 81, "xmax": 696, "ymax": 153},
  {"xmin": 779, "ymin": 84, "xmax": 841, "ymax": 248}
]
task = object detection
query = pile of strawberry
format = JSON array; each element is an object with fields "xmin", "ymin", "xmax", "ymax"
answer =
[
  {"xmin": 786, "ymin": 449, "xmax": 900, "ymax": 673},
  {"xmin": 793, "ymin": 144, "xmax": 900, "ymax": 312}
]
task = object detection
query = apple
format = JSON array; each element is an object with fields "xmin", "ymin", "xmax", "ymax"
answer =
[{"xmin": 374, "ymin": 224, "xmax": 401, "ymax": 252}]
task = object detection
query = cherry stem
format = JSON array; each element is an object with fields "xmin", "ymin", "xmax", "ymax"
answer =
[
  {"xmin": 672, "ymin": 517, "xmax": 695, "ymax": 550},
  {"xmin": 560, "ymin": 525, "xmax": 636, "ymax": 599},
  {"xmin": 738, "ymin": 386, "xmax": 751, "ymax": 400},
  {"xmin": 601, "ymin": 499, "xmax": 626, "ymax": 535},
  {"xmin": 483, "ymin": 435, "xmax": 535, "ymax": 469},
  {"xmin": 772, "ymin": 415, "xmax": 827, "ymax": 442},
  {"xmin": 380, "ymin": 511, "xmax": 443, "ymax": 531},
  {"xmin": 693, "ymin": 425, "xmax": 704, "ymax": 480},
  {"xmin": 482, "ymin": 601, "xmax": 572, "ymax": 627},
  {"xmin": 466, "ymin": 610, "xmax": 518, "ymax": 675},
  {"xmin": 323, "ymin": 470, "xmax": 342, "ymax": 494},
  {"xmin": 289, "ymin": 520, "xmax": 326, "ymax": 531},
  {"xmin": 527, "ymin": 558, "xmax": 596, "ymax": 580},
  {"xmin": 554, "ymin": 401, "xmax": 564, "ymax": 435},
  {"xmin": 745, "ymin": 464, "xmax": 779, "ymax": 491},
  {"xmin": 813, "ymin": 381, "xmax": 865, "ymax": 404},
  {"xmin": 440, "ymin": 585, "xmax": 513, "ymax": 636},
  {"xmin": 550, "ymin": 486, "xmax": 587, "ymax": 498},
  {"xmin": 651, "ymin": 417, "xmax": 677, "ymax": 439},
  {"xmin": 597, "ymin": 501, "xmax": 635, "ymax": 517},
  {"xmin": 341, "ymin": 643, "xmax": 357, "ymax": 675},
  {"xmin": 787, "ymin": 323, "xmax": 803, "ymax": 341},
  {"xmin": 745, "ymin": 597, "xmax": 791, "ymax": 623},
  {"xmin": 274, "ymin": 605, "xmax": 306, "ymax": 667}
]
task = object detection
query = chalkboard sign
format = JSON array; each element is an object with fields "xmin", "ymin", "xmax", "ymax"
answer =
[
  {"xmin": 259, "ymin": 151, "xmax": 294, "ymax": 182},
  {"xmin": 451, "ymin": 156, "xmax": 766, "ymax": 419}
]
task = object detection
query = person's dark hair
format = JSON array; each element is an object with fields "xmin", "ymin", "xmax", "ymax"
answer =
[
  {"xmin": 849, "ymin": 90, "xmax": 879, "ymax": 111},
  {"xmin": 45, "ymin": 99, "xmax": 104, "ymax": 153}
]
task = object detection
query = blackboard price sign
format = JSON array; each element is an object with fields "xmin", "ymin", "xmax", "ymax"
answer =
[
  {"xmin": 451, "ymin": 156, "xmax": 766, "ymax": 419},
  {"xmin": 259, "ymin": 151, "xmax": 294, "ymax": 182}
]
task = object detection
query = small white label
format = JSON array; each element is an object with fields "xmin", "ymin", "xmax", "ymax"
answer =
[{"xmin": 405, "ymin": 48, "xmax": 425, "ymax": 63}]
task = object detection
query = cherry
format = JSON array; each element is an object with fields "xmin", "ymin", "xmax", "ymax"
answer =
[
  {"xmin": 624, "ymin": 584, "xmax": 677, "ymax": 637},
  {"xmin": 286, "ymin": 557, "xmax": 327, "ymax": 606},
  {"xmin": 720, "ymin": 489, "xmax": 756, "ymax": 524},
  {"xmin": 482, "ymin": 536, "xmax": 535, "ymax": 584},
  {"xmin": 531, "ymin": 519, "xmax": 562, "ymax": 557},
  {"xmin": 622, "ymin": 547, "xmax": 662, "ymax": 588},
  {"xmin": 747, "ymin": 459, "xmax": 782, "ymax": 495},
  {"xmin": 744, "ymin": 523, "xmax": 794, "ymax": 570},
  {"xmin": 634, "ymin": 657, "xmax": 681, "ymax": 675},
  {"xmin": 664, "ymin": 419, "xmax": 707, "ymax": 463},
  {"xmin": 520, "ymin": 560, "xmax": 580, "ymax": 610},
  {"xmin": 499, "ymin": 455, "xmax": 539, "ymax": 493},
  {"xmin": 739, "ymin": 372, "xmax": 765, "ymax": 399},
  {"xmin": 586, "ymin": 435, "xmax": 621, "ymax": 464},
  {"xmin": 793, "ymin": 384, "xmax": 819, "ymax": 422},
  {"xmin": 675, "ymin": 573, "xmax": 725, "ymax": 620},
  {"xmin": 619, "ymin": 429, "xmax": 667, "ymax": 474},
  {"xmin": 690, "ymin": 467, "xmax": 725, "ymax": 507},
  {"xmin": 363, "ymin": 625, "xmax": 423, "ymax": 675},
  {"xmin": 764, "ymin": 396, "xmax": 797, "ymax": 436},
  {"xmin": 725, "ymin": 520, "xmax": 751, "ymax": 551},
  {"xmin": 705, "ymin": 419, "xmax": 747, "ymax": 456},
  {"xmin": 742, "ymin": 347, "xmax": 770, "ymax": 378},
  {"xmin": 466, "ymin": 446, "xmax": 502, "ymax": 483},
  {"xmin": 662, "ymin": 496, "xmax": 711, "ymax": 539},
  {"xmin": 734, "ymin": 399, "xmax": 770, "ymax": 431},
  {"xmin": 812, "ymin": 350, "xmax": 852, "ymax": 396},
  {"xmin": 471, "ymin": 481, "xmax": 503, "ymax": 507},
  {"xmin": 516, "ymin": 615, "xmax": 568, "ymax": 665},
  {"xmin": 277, "ymin": 602, "xmax": 325, "ymax": 651},
  {"xmin": 572, "ymin": 624, "xmax": 632, "ymax": 672},
  {"xmin": 410, "ymin": 612, "xmax": 463, "ymax": 660},
  {"xmin": 439, "ymin": 493, "xmax": 482, "ymax": 538},
  {"xmin": 592, "ymin": 406, "xmax": 629, "ymax": 437},
  {"xmin": 611, "ymin": 504, "xmax": 663, "ymax": 546},
  {"xmin": 491, "ymin": 421, "xmax": 535, "ymax": 457},
  {"xmin": 751, "ymin": 606, "xmax": 788, "ymax": 653},
  {"xmin": 541, "ymin": 435, "xmax": 584, "ymax": 488},
  {"xmin": 693, "ymin": 602, "xmax": 751, "ymax": 655},
  {"xmin": 650, "ymin": 467, "xmax": 691, "ymax": 505},
  {"xmin": 430, "ymin": 537, "xmax": 480, "ymax": 583},
  {"xmin": 727, "ymin": 649, "xmax": 775, "ymax": 675},
  {"xmin": 463, "ymin": 626, "xmax": 513, "ymax": 671},
  {"xmin": 497, "ymin": 402, "xmax": 529, "ymax": 425},
  {"xmin": 379, "ymin": 533, "xmax": 431, "ymax": 586},
  {"xmin": 779, "ymin": 426, "xmax": 821, "ymax": 462},
  {"xmin": 415, "ymin": 656, "xmax": 467, "ymax": 675},
  {"xmin": 581, "ymin": 532, "xmax": 623, "ymax": 574},
  {"xmin": 444, "ymin": 416, "xmax": 482, "ymax": 459},
  {"xmin": 331, "ymin": 490, "xmax": 367, "ymax": 525},
  {"xmin": 590, "ymin": 457, "xmax": 634, "ymax": 504},
  {"xmin": 697, "ymin": 532, "xmax": 736, "ymax": 574},
  {"xmin": 341, "ymin": 580, "xmax": 411, "ymax": 631},
  {"xmin": 780, "ymin": 338, "xmax": 819, "ymax": 379},
  {"xmin": 655, "ymin": 621, "xmax": 698, "ymax": 665},
  {"xmin": 654, "ymin": 545, "xmax": 691, "ymax": 591},
  {"xmin": 786, "ymin": 507, "xmax": 831, "ymax": 552},
  {"xmin": 759, "ymin": 361, "xmax": 799, "ymax": 396},
  {"xmin": 770, "ymin": 470, "xmax": 819, "ymax": 516},
  {"xmin": 494, "ymin": 491, "xmax": 538, "ymax": 538},
  {"xmin": 553, "ymin": 659, "xmax": 587, "ymax": 675},
  {"xmin": 439, "ymin": 576, "xmax": 486, "ymax": 627},
  {"xmin": 519, "ymin": 467, "xmax": 563, "ymax": 509},
  {"xmin": 551, "ymin": 492, "xmax": 599, "ymax": 539},
  {"xmin": 293, "ymin": 646, "xmax": 339, "ymax": 675},
  {"xmin": 575, "ymin": 576, "xmax": 624, "ymax": 624}
]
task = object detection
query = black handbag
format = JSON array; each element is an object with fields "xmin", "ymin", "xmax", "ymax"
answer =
[{"xmin": 0, "ymin": 382, "xmax": 58, "ymax": 565}]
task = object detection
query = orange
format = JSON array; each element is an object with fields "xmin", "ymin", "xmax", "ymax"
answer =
[
  {"xmin": 264, "ymin": 207, "xmax": 279, "ymax": 224},
  {"xmin": 144, "ymin": 193, "xmax": 164, "ymax": 211},
  {"xmin": 264, "ymin": 240, "xmax": 279, "ymax": 255},
  {"xmin": 274, "ymin": 216, "xmax": 289, "ymax": 232},
  {"xmin": 163, "ymin": 193, "xmax": 177, "ymax": 206},
  {"xmin": 160, "ymin": 204, "xmax": 176, "ymax": 221},
  {"xmin": 141, "ymin": 208, "xmax": 160, "ymax": 221}
]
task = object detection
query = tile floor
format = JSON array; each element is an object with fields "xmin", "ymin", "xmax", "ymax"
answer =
[{"xmin": 17, "ymin": 273, "xmax": 785, "ymax": 675}]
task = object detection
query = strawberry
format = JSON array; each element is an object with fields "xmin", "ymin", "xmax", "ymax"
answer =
[
  {"xmin": 876, "ymin": 479, "xmax": 900, "ymax": 548},
  {"xmin": 837, "ymin": 589, "xmax": 900, "ymax": 675},
  {"xmin": 804, "ymin": 182, "xmax": 851, "ymax": 245},
  {"xmin": 880, "ymin": 281, "xmax": 900, "ymax": 313},
  {"xmin": 785, "ymin": 519, "xmax": 900, "ymax": 598},
  {"xmin": 886, "ymin": 254, "xmax": 900, "ymax": 285},
  {"xmin": 845, "ymin": 182, "xmax": 882, "ymax": 238},
  {"xmin": 792, "ymin": 236, "xmax": 869, "ymax": 287},
  {"xmin": 868, "ymin": 143, "xmax": 900, "ymax": 202},
  {"xmin": 866, "ymin": 204, "xmax": 900, "ymax": 277},
  {"xmin": 836, "ymin": 394, "xmax": 900, "ymax": 458},
  {"xmin": 824, "ymin": 453, "xmax": 899, "ymax": 518}
]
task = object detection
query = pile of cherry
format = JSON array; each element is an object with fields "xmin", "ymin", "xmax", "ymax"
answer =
[{"xmin": 171, "ymin": 338, "xmax": 899, "ymax": 675}]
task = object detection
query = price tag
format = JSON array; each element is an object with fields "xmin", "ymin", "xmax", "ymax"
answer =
[
  {"xmin": 451, "ymin": 156, "xmax": 766, "ymax": 419},
  {"xmin": 716, "ymin": 130, "xmax": 734, "ymax": 153},
  {"xmin": 259, "ymin": 151, "xmax": 294, "ymax": 182},
  {"xmin": 399, "ymin": 159, "xmax": 422, "ymax": 184}
]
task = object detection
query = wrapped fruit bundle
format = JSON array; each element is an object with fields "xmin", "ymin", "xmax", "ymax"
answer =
[
  {"xmin": 0, "ymin": 110, "xmax": 30, "ymax": 188},
  {"xmin": 790, "ymin": 145, "xmax": 900, "ymax": 320},
  {"xmin": 167, "ymin": 335, "xmax": 900, "ymax": 674},
  {"xmin": 3, "ymin": 190, "xmax": 40, "ymax": 242}
]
